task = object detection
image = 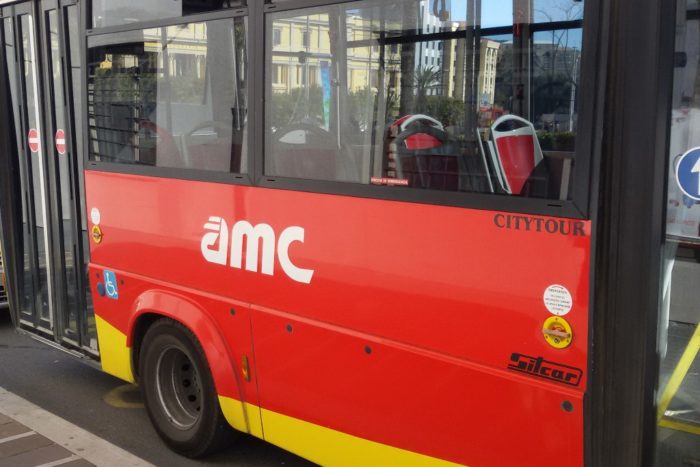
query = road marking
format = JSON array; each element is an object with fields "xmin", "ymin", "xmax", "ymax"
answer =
[
  {"xmin": 35, "ymin": 454, "xmax": 81, "ymax": 467},
  {"xmin": 657, "ymin": 322, "xmax": 700, "ymax": 421},
  {"xmin": 657, "ymin": 323, "xmax": 700, "ymax": 437},
  {"xmin": 103, "ymin": 384, "xmax": 144, "ymax": 409},
  {"xmin": 0, "ymin": 386, "xmax": 153, "ymax": 466},
  {"xmin": 0, "ymin": 430, "xmax": 36, "ymax": 444},
  {"xmin": 659, "ymin": 417, "xmax": 700, "ymax": 436}
]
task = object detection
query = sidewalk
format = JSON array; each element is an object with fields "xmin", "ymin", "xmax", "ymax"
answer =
[{"xmin": 0, "ymin": 387, "xmax": 153, "ymax": 467}]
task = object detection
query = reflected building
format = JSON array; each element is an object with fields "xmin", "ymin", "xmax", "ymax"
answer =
[
  {"xmin": 415, "ymin": 0, "xmax": 451, "ymax": 96},
  {"xmin": 266, "ymin": 0, "xmax": 580, "ymax": 130},
  {"xmin": 268, "ymin": 2, "xmax": 459, "ymax": 97},
  {"xmin": 479, "ymin": 39, "xmax": 501, "ymax": 107},
  {"xmin": 531, "ymin": 40, "xmax": 582, "ymax": 131}
]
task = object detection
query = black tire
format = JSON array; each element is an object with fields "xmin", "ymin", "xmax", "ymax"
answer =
[{"xmin": 139, "ymin": 318, "xmax": 234, "ymax": 457}]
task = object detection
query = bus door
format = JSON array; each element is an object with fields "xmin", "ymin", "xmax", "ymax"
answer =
[
  {"xmin": 653, "ymin": 0, "xmax": 700, "ymax": 461},
  {"xmin": 0, "ymin": 1, "xmax": 95, "ymax": 352}
]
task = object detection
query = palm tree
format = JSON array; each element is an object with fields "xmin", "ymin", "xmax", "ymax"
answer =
[{"xmin": 414, "ymin": 66, "xmax": 441, "ymax": 109}]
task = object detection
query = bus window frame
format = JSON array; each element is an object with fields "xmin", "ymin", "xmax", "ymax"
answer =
[
  {"xmin": 83, "ymin": 0, "xmax": 602, "ymax": 220},
  {"xmin": 85, "ymin": 0, "xmax": 248, "ymax": 31},
  {"xmin": 82, "ymin": 6, "xmax": 253, "ymax": 188}
]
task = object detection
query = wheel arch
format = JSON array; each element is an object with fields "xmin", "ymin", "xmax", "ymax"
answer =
[{"xmin": 127, "ymin": 290, "xmax": 242, "ymax": 401}]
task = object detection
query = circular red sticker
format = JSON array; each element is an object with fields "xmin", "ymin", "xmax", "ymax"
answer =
[
  {"xmin": 55, "ymin": 129, "xmax": 66, "ymax": 155},
  {"xmin": 28, "ymin": 128, "xmax": 40, "ymax": 153}
]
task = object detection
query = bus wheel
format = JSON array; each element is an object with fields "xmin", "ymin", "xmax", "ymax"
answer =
[{"xmin": 139, "ymin": 318, "xmax": 233, "ymax": 457}]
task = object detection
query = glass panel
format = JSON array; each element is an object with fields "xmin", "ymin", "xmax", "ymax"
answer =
[
  {"xmin": 656, "ymin": 0, "xmax": 700, "ymax": 463},
  {"xmin": 87, "ymin": 17, "xmax": 248, "ymax": 173},
  {"xmin": 532, "ymin": 29, "xmax": 582, "ymax": 138},
  {"xmin": 482, "ymin": 0, "xmax": 514, "ymax": 28},
  {"xmin": 67, "ymin": 4, "xmax": 97, "ymax": 350},
  {"xmin": 3, "ymin": 17, "xmax": 34, "ymax": 317},
  {"xmin": 21, "ymin": 14, "xmax": 51, "ymax": 323},
  {"xmin": 47, "ymin": 9, "xmax": 79, "ymax": 337},
  {"xmin": 482, "ymin": 33, "xmax": 514, "ymax": 117},
  {"xmin": 533, "ymin": 0, "xmax": 584, "ymax": 23},
  {"xmin": 90, "ymin": 0, "xmax": 242, "ymax": 29},
  {"xmin": 264, "ymin": 0, "xmax": 583, "ymax": 200}
]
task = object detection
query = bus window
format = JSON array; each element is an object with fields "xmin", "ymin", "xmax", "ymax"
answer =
[
  {"xmin": 264, "ymin": 0, "xmax": 584, "ymax": 200},
  {"xmin": 87, "ymin": 17, "xmax": 248, "ymax": 173}
]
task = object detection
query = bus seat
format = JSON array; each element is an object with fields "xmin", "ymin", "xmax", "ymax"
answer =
[
  {"xmin": 143, "ymin": 120, "xmax": 182, "ymax": 169},
  {"xmin": 392, "ymin": 124, "xmax": 460, "ymax": 191},
  {"xmin": 269, "ymin": 124, "xmax": 338, "ymax": 181},
  {"xmin": 183, "ymin": 120, "xmax": 236, "ymax": 172},
  {"xmin": 488, "ymin": 115, "xmax": 547, "ymax": 196}
]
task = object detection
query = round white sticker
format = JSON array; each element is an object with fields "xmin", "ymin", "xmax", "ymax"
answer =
[
  {"xmin": 543, "ymin": 284, "xmax": 573, "ymax": 316},
  {"xmin": 91, "ymin": 207, "xmax": 101, "ymax": 226}
]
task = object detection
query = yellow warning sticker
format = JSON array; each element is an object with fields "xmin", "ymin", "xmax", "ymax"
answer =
[{"xmin": 542, "ymin": 316, "xmax": 573, "ymax": 349}]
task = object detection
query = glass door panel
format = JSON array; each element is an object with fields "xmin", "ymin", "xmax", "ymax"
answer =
[
  {"xmin": 44, "ymin": 4, "xmax": 79, "ymax": 341},
  {"xmin": 19, "ymin": 8, "xmax": 53, "ymax": 329},
  {"xmin": 2, "ymin": 14, "xmax": 36, "ymax": 321},
  {"xmin": 65, "ymin": 3, "xmax": 97, "ymax": 351},
  {"xmin": 656, "ymin": 0, "xmax": 700, "ymax": 463}
]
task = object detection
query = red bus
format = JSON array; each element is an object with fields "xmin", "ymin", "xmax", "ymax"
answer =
[{"xmin": 0, "ymin": 0, "xmax": 698, "ymax": 465}]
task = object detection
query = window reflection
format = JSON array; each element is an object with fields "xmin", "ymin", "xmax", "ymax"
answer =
[
  {"xmin": 87, "ymin": 18, "xmax": 248, "ymax": 173},
  {"xmin": 264, "ymin": 0, "xmax": 584, "ymax": 200}
]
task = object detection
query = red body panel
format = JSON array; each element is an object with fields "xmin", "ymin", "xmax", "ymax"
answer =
[
  {"xmin": 86, "ymin": 170, "xmax": 589, "ymax": 465},
  {"xmin": 252, "ymin": 306, "xmax": 583, "ymax": 466}
]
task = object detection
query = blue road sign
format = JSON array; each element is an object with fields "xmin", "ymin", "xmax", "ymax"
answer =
[
  {"xmin": 103, "ymin": 270, "xmax": 119, "ymax": 300},
  {"xmin": 676, "ymin": 147, "xmax": 700, "ymax": 200}
]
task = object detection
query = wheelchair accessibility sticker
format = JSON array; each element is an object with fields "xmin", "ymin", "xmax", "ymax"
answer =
[{"xmin": 103, "ymin": 270, "xmax": 119, "ymax": 300}]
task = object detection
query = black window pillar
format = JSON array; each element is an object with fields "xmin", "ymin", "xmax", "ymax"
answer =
[{"xmin": 587, "ymin": 0, "xmax": 676, "ymax": 464}]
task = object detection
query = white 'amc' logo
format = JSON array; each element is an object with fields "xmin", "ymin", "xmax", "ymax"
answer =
[{"xmin": 200, "ymin": 216, "xmax": 314, "ymax": 284}]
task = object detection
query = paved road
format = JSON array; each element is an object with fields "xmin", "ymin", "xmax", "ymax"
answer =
[{"xmin": 0, "ymin": 312, "xmax": 314, "ymax": 467}]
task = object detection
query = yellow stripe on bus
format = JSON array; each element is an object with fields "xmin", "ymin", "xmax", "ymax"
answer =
[
  {"xmin": 95, "ymin": 315, "xmax": 135, "ymax": 383},
  {"xmin": 259, "ymin": 406, "xmax": 464, "ymax": 467},
  {"xmin": 219, "ymin": 396, "xmax": 463, "ymax": 465},
  {"xmin": 218, "ymin": 396, "xmax": 264, "ymax": 438}
]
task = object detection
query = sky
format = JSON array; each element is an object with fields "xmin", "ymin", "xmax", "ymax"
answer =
[{"xmin": 448, "ymin": 0, "xmax": 584, "ymax": 27}]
